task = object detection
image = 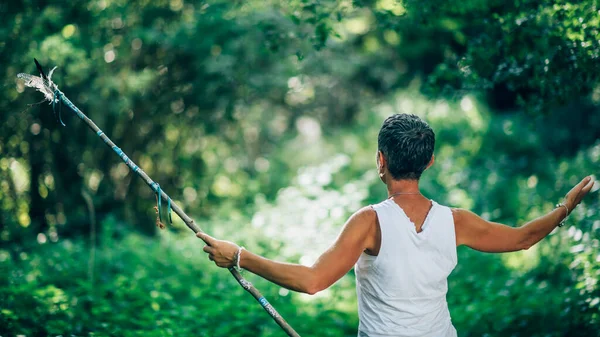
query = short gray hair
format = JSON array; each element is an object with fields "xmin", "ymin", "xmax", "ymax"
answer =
[{"xmin": 377, "ymin": 114, "xmax": 435, "ymax": 180}]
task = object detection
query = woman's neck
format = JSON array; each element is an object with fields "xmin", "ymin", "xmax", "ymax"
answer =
[{"xmin": 386, "ymin": 179, "xmax": 420, "ymax": 196}]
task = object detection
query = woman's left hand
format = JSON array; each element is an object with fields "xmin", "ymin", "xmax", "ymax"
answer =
[
  {"xmin": 563, "ymin": 176, "xmax": 595, "ymax": 213},
  {"xmin": 197, "ymin": 232, "xmax": 240, "ymax": 268}
]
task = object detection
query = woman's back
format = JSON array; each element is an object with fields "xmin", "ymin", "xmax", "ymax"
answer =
[{"xmin": 355, "ymin": 198, "xmax": 458, "ymax": 337}]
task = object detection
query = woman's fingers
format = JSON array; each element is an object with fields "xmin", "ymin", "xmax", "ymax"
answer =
[
  {"xmin": 582, "ymin": 177, "xmax": 595, "ymax": 194},
  {"xmin": 565, "ymin": 176, "xmax": 594, "ymax": 209},
  {"xmin": 198, "ymin": 234, "xmax": 238, "ymax": 268},
  {"xmin": 573, "ymin": 176, "xmax": 593, "ymax": 201},
  {"xmin": 574, "ymin": 177, "xmax": 595, "ymax": 206},
  {"xmin": 204, "ymin": 245, "xmax": 227, "ymax": 266},
  {"xmin": 196, "ymin": 231, "xmax": 216, "ymax": 245},
  {"xmin": 570, "ymin": 176, "xmax": 590, "ymax": 195}
]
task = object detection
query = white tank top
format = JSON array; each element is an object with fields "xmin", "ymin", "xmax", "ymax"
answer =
[{"xmin": 355, "ymin": 198, "xmax": 458, "ymax": 337}]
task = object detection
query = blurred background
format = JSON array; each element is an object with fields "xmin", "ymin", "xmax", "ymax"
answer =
[{"xmin": 1, "ymin": 0, "xmax": 600, "ymax": 336}]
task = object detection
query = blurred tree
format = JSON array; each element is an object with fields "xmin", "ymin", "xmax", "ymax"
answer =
[
  {"xmin": 1, "ymin": 0, "xmax": 598, "ymax": 289},
  {"xmin": 1, "ymin": 1, "xmax": 599, "ymax": 335}
]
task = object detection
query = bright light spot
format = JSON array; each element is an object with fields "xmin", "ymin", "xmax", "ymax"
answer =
[
  {"xmin": 527, "ymin": 175, "xmax": 538, "ymax": 188},
  {"xmin": 460, "ymin": 96, "xmax": 474, "ymax": 111},
  {"xmin": 288, "ymin": 76, "xmax": 301, "ymax": 90},
  {"xmin": 364, "ymin": 36, "xmax": 380, "ymax": 52},
  {"xmin": 88, "ymin": 170, "xmax": 103, "ymax": 192},
  {"xmin": 462, "ymin": 97, "xmax": 484, "ymax": 130},
  {"xmin": 252, "ymin": 214, "xmax": 265, "ymax": 227},
  {"xmin": 56, "ymin": 212, "xmax": 66, "ymax": 225},
  {"xmin": 570, "ymin": 244, "xmax": 585, "ymax": 254},
  {"xmin": 254, "ymin": 157, "xmax": 270, "ymax": 172},
  {"xmin": 243, "ymin": 127, "xmax": 258, "ymax": 143},
  {"xmin": 298, "ymin": 173, "xmax": 312, "ymax": 187},
  {"xmin": 62, "ymin": 24, "xmax": 76, "ymax": 38},
  {"xmin": 317, "ymin": 207, "xmax": 329, "ymax": 220},
  {"xmin": 378, "ymin": 0, "xmax": 396, "ymax": 10},
  {"xmin": 330, "ymin": 207, "xmax": 344, "ymax": 219},
  {"xmin": 16, "ymin": 80, "xmax": 25, "ymax": 93},
  {"xmin": 170, "ymin": 0, "xmax": 184, "ymax": 11},
  {"xmin": 269, "ymin": 114, "xmax": 288, "ymax": 135},
  {"xmin": 158, "ymin": 65, "xmax": 168, "ymax": 75},
  {"xmin": 501, "ymin": 245, "xmax": 540, "ymax": 272},
  {"xmin": 430, "ymin": 101, "xmax": 449, "ymax": 119},
  {"xmin": 399, "ymin": 98, "xmax": 413, "ymax": 113},
  {"xmin": 183, "ymin": 187, "xmax": 197, "ymax": 203},
  {"xmin": 591, "ymin": 179, "xmax": 599, "ymax": 193},
  {"xmin": 166, "ymin": 127, "xmax": 180, "ymax": 142},
  {"xmin": 9, "ymin": 159, "xmax": 30, "ymax": 194},
  {"xmin": 573, "ymin": 229, "xmax": 583, "ymax": 242},
  {"xmin": 300, "ymin": 255, "xmax": 315, "ymax": 266},
  {"xmin": 296, "ymin": 117, "xmax": 321, "ymax": 141},
  {"xmin": 39, "ymin": 185, "xmax": 48, "ymax": 198},
  {"xmin": 131, "ymin": 38, "xmax": 143, "ymax": 50},
  {"xmin": 383, "ymin": 30, "xmax": 400, "ymax": 45},
  {"xmin": 111, "ymin": 17, "xmax": 123, "ymax": 29},
  {"xmin": 30, "ymin": 123, "xmax": 41, "ymax": 135},
  {"xmin": 345, "ymin": 17, "xmax": 370, "ymax": 34},
  {"xmin": 377, "ymin": 0, "xmax": 406, "ymax": 15},
  {"xmin": 212, "ymin": 175, "xmax": 241, "ymax": 197},
  {"xmin": 448, "ymin": 189, "xmax": 474, "ymax": 209},
  {"xmin": 151, "ymin": 302, "xmax": 160, "ymax": 311},
  {"xmin": 250, "ymin": 154, "xmax": 372, "ymax": 270},
  {"xmin": 170, "ymin": 98, "xmax": 185, "ymax": 114},
  {"xmin": 104, "ymin": 50, "xmax": 116, "ymax": 63},
  {"xmin": 316, "ymin": 171, "xmax": 332, "ymax": 186},
  {"xmin": 224, "ymin": 157, "xmax": 239, "ymax": 173},
  {"xmin": 44, "ymin": 174, "xmax": 54, "ymax": 188},
  {"xmin": 286, "ymin": 76, "xmax": 314, "ymax": 105},
  {"xmin": 279, "ymin": 288, "xmax": 289, "ymax": 296},
  {"xmin": 49, "ymin": 230, "xmax": 58, "ymax": 242},
  {"xmin": 0, "ymin": 251, "xmax": 9, "ymax": 262},
  {"xmin": 18, "ymin": 213, "xmax": 30, "ymax": 227},
  {"xmin": 502, "ymin": 120, "xmax": 513, "ymax": 135},
  {"xmin": 392, "ymin": 5, "xmax": 406, "ymax": 15},
  {"xmin": 111, "ymin": 163, "xmax": 128, "ymax": 180},
  {"xmin": 37, "ymin": 233, "xmax": 47, "ymax": 244}
]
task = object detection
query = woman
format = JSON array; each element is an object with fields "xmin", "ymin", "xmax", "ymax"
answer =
[{"xmin": 197, "ymin": 114, "xmax": 594, "ymax": 336}]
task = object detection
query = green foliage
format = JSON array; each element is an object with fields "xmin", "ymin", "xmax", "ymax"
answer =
[
  {"xmin": 410, "ymin": 0, "xmax": 600, "ymax": 112},
  {"xmin": 0, "ymin": 218, "xmax": 357, "ymax": 336},
  {"xmin": 1, "ymin": 0, "xmax": 599, "ymax": 336}
]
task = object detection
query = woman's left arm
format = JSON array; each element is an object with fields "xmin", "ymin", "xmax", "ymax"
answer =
[
  {"xmin": 198, "ymin": 206, "xmax": 378, "ymax": 295},
  {"xmin": 454, "ymin": 176, "xmax": 595, "ymax": 252}
]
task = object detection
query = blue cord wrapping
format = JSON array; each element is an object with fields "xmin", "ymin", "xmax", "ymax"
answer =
[
  {"xmin": 156, "ymin": 183, "xmax": 162, "ymax": 223},
  {"xmin": 167, "ymin": 197, "xmax": 172, "ymax": 224},
  {"xmin": 53, "ymin": 89, "xmax": 65, "ymax": 126},
  {"xmin": 151, "ymin": 182, "xmax": 164, "ymax": 229}
]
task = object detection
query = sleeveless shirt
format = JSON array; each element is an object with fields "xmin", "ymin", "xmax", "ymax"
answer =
[{"xmin": 355, "ymin": 198, "xmax": 458, "ymax": 337}]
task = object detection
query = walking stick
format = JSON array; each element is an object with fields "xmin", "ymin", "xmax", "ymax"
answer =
[{"xmin": 17, "ymin": 59, "xmax": 301, "ymax": 337}]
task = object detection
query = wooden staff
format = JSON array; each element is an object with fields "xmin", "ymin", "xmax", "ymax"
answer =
[{"xmin": 17, "ymin": 60, "xmax": 301, "ymax": 337}]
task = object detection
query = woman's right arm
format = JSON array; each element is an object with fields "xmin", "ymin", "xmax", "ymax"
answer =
[{"xmin": 198, "ymin": 206, "xmax": 379, "ymax": 294}]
